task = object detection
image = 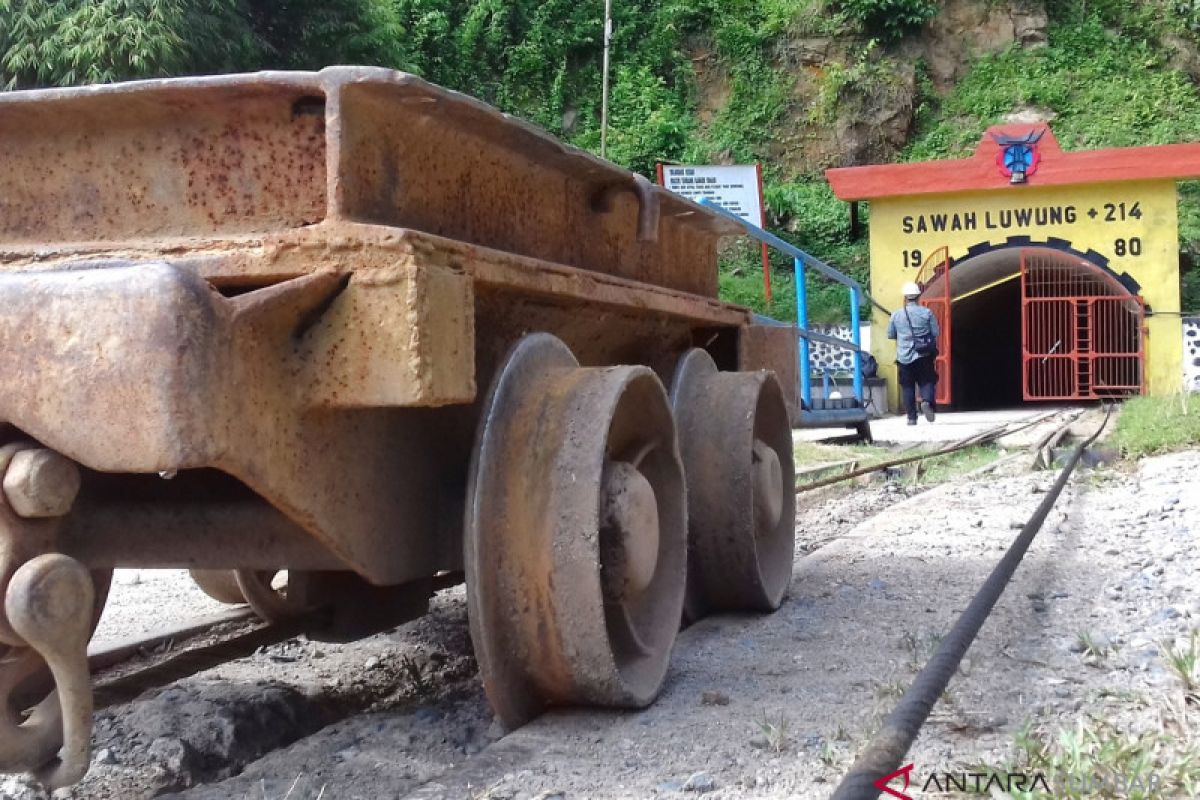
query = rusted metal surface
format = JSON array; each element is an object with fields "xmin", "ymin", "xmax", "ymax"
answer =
[
  {"xmin": 234, "ymin": 570, "xmax": 311, "ymax": 623},
  {"xmin": 189, "ymin": 566, "xmax": 335, "ymax": 629},
  {"xmin": 738, "ymin": 322, "xmax": 801, "ymax": 424},
  {"xmin": 0, "ymin": 261, "xmax": 473, "ymax": 583},
  {"xmin": 64, "ymin": 499, "xmax": 338, "ymax": 571},
  {"xmin": 3, "ymin": 450, "xmax": 81, "ymax": 519},
  {"xmin": 0, "ymin": 68, "xmax": 738, "ymax": 296},
  {"xmin": 0, "ymin": 77, "xmax": 327, "ymax": 244},
  {"xmin": 670, "ymin": 350, "xmax": 796, "ymax": 618},
  {"xmin": 2, "ymin": 554, "xmax": 95, "ymax": 787},
  {"xmin": 465, "ymin": 334, "xmax": 687, "ymax": 728},
  {"xmin": 0, "ymin": 439, "xmax": 111, "ymax": 787}
]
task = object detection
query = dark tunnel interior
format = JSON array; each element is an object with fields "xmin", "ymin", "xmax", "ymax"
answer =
[{"xmin": 949, "ymin": 275, "xmax": 1024, "ymax": 410}]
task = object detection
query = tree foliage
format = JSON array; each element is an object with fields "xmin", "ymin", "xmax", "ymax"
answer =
[
  {"xmin": 0, "ymin": 0, "xmax": 256, "ymax": 87},
  {"xmin": 0, "ymin": 0, "xmax": 412, "ymax": 88},
  {"xmin": 245, "ymin": 0, "xmax": 411, "ymax": 71},
  {"xmin": 832, "ymin": 0, "xmax": 939, "ymax": 41}
]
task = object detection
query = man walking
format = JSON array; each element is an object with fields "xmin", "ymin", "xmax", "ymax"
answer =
[{"xmin": 887, "ymin": 281, "xmax": 940, "ymax": 425}]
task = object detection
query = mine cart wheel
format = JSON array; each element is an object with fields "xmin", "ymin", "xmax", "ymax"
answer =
[
  {"xmin": 188, "ymin": 569, "xmax": 246, "ymax": 605},
  {"xmin": 189, "ymin": 569, "xmax": 306, "ymax": 622},
  {"xmin": 670, "ymin": 349, "xmax": 796, "ymax": 619},
  {"xmin": 234, "ymin": 570, "xmax": 308, "ymax": 623},
  {"xmin": 466, "ymin": 333, "xmax": 688, "ymax": 730}
]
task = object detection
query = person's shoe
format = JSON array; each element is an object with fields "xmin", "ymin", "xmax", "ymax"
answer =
[
  {"xmin": 907, "ymin": 418, "xmax": 917, "ymax": 426},
  {"xmin": 921, "ymin": 401, "xmax": 935, "ymax": 422}
]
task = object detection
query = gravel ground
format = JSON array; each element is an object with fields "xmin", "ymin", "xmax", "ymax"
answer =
[
  {"xmin": 2, "ymin": 446, "xmax": 1196, "ymax": 799},
  {"xmin": 90, "ymin": 571, "xmax": 231, "ymax": 649}
]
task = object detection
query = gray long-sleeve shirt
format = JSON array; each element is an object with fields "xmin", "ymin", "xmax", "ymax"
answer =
[{"xmin": 887, "ymin": 302, "xmax": 940, "ymax": 365}]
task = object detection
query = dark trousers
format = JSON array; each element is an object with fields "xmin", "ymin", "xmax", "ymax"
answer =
[{"xmin": 898, "ymin": 355, "xmax": 938, "ymax": 420}]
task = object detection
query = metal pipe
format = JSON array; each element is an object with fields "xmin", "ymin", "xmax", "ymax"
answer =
[
  {"xmin": 699, "ymin": 199, "xmax": 890, "ymax": 316},
  {"xmin": 830, "ymin": 407, "xmax": 1112, "ymax": 800},
  {"xmin": 795, "ymin": 256, "xmax": 812, "ymax": 409},
  {"xmin": 600, "ymin": 0, "xmax": 613, "ymax": 159},
  {"xmin": 60, "ymin": 501, "xmax": 341, "ymax": 570},
  {"xmin": 851, "ymin": 286, "xmax": 863, "ymax": 403}
]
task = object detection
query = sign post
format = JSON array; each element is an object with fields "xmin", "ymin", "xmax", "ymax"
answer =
[{"xmin": 657, "ymin": 163, "xmax": 772, "ymax": 303}]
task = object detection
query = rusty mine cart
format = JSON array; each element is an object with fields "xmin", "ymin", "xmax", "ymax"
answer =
[{"xmin": 0, "ymin": 68, "xmax": 800, "ymax": 787}]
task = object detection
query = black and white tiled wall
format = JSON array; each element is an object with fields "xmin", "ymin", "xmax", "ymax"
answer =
[
  {"xmin": 1185, "ymin": 317, "xmax": 1200, "ymax": 392},
  {"xmin": 806, "ymin": 324, "xmax": 871, "ymax": 375}
]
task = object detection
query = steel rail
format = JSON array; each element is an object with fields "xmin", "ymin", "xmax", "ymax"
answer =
[
  {"xmin": 79, "ymin": 572, "xmax": 467, "ymax": 707},
  {"xmin": 87, "ymin": 607, "xmax": 257, "ymax": 673},
  {"xmin": 794, "ymin": 411, "xmax": 1060, "ymax": 494},
  {"xmin": 93, "ymin": 618, "xmax": 308, "ymax": 709},
  {"xmin": 829, "ymin": 405, "xmax": 1113, "ymax": 800}
]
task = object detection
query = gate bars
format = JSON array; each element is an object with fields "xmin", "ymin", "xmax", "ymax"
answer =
[{"xmin": 1020, "ymin": 249, "xmax": 1144, "ymax": 401}]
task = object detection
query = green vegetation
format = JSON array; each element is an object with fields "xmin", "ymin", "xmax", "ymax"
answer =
[
  {"xmin": 793, "ymin": 438, "xmax": 878, "ymax": 467},
  {"xmin": 1075, "ymin": 630, "xmax": 1115, "ymax": 660},
  {"xmin": 833, "ymin": 0, "xmax": 938, "ymax": 41},
  {"xmin": 906, "ymin": 15, "xmax": 1200, "ymax": 158},
  {"xmin": 1162, "ymin": 630, "xmax": 1200, "ymax": 693},
  {"xmin": 0, "ymin": 1, "xmax": 409, "ymax": 87},
  {"xmin": 916, "ymin": 444, "xmax": 1001, "ymax": 483},
  {"xmin": 754, "ymin": 711, "xmax": 791, "ymax": 753},
  {"xmin": 1111, "ymin": 394, "xmax": 1200, "ymax": 458},
  {"xmin": 1004, "ymin": 718, "xmax": 1200, "ymax": 799},
  {"xmin": 5, "ymin": 1, "xmax": 1200, "ymax": 316}
]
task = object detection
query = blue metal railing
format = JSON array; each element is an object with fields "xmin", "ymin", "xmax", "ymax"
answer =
[{"xmin": 700, "ymin": 198, "xmax": 887, "ymax": 412}]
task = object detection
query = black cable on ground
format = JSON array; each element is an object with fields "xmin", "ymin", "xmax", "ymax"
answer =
[{"xmin": 829, "ymin": 405, "xmax": 1113, "ymax": 800}]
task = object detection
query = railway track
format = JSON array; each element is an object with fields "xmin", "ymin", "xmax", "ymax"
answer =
[
  {"xmin": 81, "ymin": 410, "xmax": 1094, "ymax": 703},
  {"xmin": 794, "ymin": 408, "xmax": 1086, "ymax": 494}
]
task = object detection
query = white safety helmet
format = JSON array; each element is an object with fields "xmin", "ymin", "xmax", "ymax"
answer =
[{"xmin": 901, "ymin": 281, "xmax": 921, "ymax": 298}]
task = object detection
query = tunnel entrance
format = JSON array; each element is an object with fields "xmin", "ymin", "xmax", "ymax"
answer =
[
  {"xmin": 951, "ymin": 272, "xmax": 1023, "ymax": 409},
  {"xmin": 922, "ymin": 246, "xmax": 1144, "ymax": 411}
]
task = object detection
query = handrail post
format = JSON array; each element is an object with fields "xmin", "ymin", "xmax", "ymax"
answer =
[
  {"xmin": 850, "ymin": 286, "xmax": 863, "ymax": 404},
  {"xmin": 795, "ymin": 256, "xmax": 812, "ymax": 409}
]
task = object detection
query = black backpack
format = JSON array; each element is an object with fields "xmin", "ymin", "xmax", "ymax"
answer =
[{"xmin": 860, "ymin": 351, "xmax": 878, "ymax": 378}]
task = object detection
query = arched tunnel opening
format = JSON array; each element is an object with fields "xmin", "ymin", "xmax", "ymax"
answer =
[{"xmin": 921, "ymin": 246, "xmax": 1143, "ymax": 411}]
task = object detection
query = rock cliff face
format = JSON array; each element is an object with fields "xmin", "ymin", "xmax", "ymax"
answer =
[
  {"xmin": 920, "ymin": 0, "xmax": 1047, "ymax": 91},
  {"xmin": 841, "ymin": 0, "xmax": 1048, "ymax": 166},
  {"xmin": 693, "ymin": 0, "xmax": 1049, "ymax": 171}
]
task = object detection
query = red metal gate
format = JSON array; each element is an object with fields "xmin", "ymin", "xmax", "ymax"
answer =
[
  {"xmin": 917, "ymin": 247, "xmax": 952, "ymax": 405},
  {"xmin": 1020, "ymin": 249, "xmax": 1145, "ymax": 400}
]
